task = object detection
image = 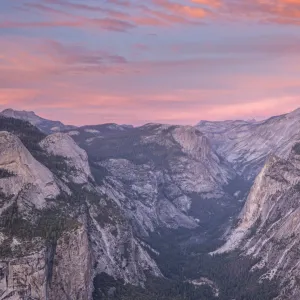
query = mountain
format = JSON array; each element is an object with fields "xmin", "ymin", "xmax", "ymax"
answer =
[
  {"xmin": 215, "ymin": 142, "xmax": 300, "ymax": 299},
  {"xmin": 2, "ymin": 108, "xmax": 300, "ymax": 299},
  {"xmin": 0, "ymin": 108, "xmax": 76, "ymax": 134},
  {"xmin": 66, "ymin": 123, "xmax": 245, "ymax": 235},
  {"xmin": 0, "ymin": 116, "xmax": 249, "ymax": 300},
  {"xmin": 196, "ymin": 108, "xmax": 300, "ymax": 180},
  {"xmin": 0, "ymin": 117, "xmax": 161, "ymax": 300}
]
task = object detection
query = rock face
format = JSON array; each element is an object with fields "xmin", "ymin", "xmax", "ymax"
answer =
[
  {"xmin": 40, "ymin": 133, "xmax": 93, "ymax": 184},
  {"xmin": 215, "ymin": 142, "xmax": 300, "ymax": 299},
  {"xmin": 0, "ymin": 109, "xmax": 76, "ymax": 134},
  {"xmin": 0, "ymin": 119, "xmax": 161, "ymax": 300},
  {"xmin": 0, "ymin": 113, "xmax": 243, "ymax": 299},
  {"xmin": 196, "ymin": 108, "xmax": 300, "ymax": 180},
  {"xmin": 69, "ymin": 123, "xmax": 238, "ymax": 236},
  {"xmin": 87, "ymin": 197, "xmax": 162, "ymax": 284},
  {"xmin": 0, "ymin": 226, "xmax": 92, "ymax": 300},
  {"xmin": 0, "ymin": 131, "xmax": 61, "ymax": 212}
]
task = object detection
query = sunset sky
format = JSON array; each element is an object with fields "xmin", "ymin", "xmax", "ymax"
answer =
[{"xmin": 0, "ymin": 0, "xmax": 300, "ymax": 125}]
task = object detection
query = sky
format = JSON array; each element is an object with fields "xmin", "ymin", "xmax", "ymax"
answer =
[{"xmin": 0, "ymin": 0, "xmax": 300, "ymax": 126}]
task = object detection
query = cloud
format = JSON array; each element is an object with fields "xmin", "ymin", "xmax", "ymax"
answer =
[
  {"xmin": 1, "ymin": 0, "xmax": 300, "ymax": 32},
  {"xmin": 1, "ymin": 1, "xmax": 300, "ymax": 126},
  {"xmin": 2, "ymin": 34, "xmax": 267, "ymax": 90},
  {"xmin": 1, "ymin": 39, "xmax": 299, "ymax": 126},
  {"xmin": 4, "ymin": 0, "xmax": 215, "ymax": 32},
  {"xmin": 0, "ymin": 34, "xmax": 299, "ymax": 125},
  {"xmin": 42, "ymin": 0, "xmax": 130, "ymax": 18},
  {"xmin": 1, "ymin": 0, "xmax": 136, "ymax": 32},
  {"xmin": 44, "ymin": 40, "xmax": 128, "ymax": 65},
  {"xmin": 220, "ymin": 0, "xmax": 300, "ymax": 24},
  {"xmin": 1, "ymin": 84, "xmax": 299, "ymax": 126},
  {"xmin": 0, "ymin": 19, "xmax": 136, "ymax": 32},
  {"xmin": 169, "ymin": 35, "xmax": 300, "ymax": 57},
  {"xmin": 0, "ymin": 37, "xmax": 130, "ymax": 89},
  {"xmin": 0, "ymin": 89, "xmax": 40, "ymax": 107},
  {"xmin": 201, "ymin": 97, "xmax": 300, "ymax": 121},
  {"xmin": 151, "ymin": 0, "xmax": 208, "ymax": 18},
  {"xmin": 192, "ymin": 0, "xmax": 221, "ymax": 6}
]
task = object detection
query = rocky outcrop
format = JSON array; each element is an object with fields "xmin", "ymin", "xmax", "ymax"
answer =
[
  {"xmin": 0, "ymin": 251, "xmax": 46, "ymax": 300},
  {"xmin": 0, "ymin": 226, "xmax": 92, "ymax": 300},
  {"xmin": 215, "ymin": 154, "xmax": 300, "ymax": 253},
  {"xmin": 47, "ymin": 226, "xmax": 93, "ymax": 300},
  {"xmin": 100, "ymin": 158, "xmax": 198, "ymax": 235},
  {"xmin": 0, "ymin": 109, "xmax": 75, "ymax": 134},
  {"xmin": 40, "ymin": 133, "xmax": 93, "ymax": 184},
  {"xmin": 0, "ymin": 130, "xmax": 92, "ymax": 299},
  {"xmin": 0, "ymin": 123, "xmax": 162, "ymax": 300},
  {"xmin": 78, "ymin": 123, "xmax": 237, "ymax": 236},
  {"xmin": 87, "ymin": 195, "xmax": 162, "ymax": 284},
  {"xmin": 139, "ymin": 124, "xmax": 234, "ymax": 193},
  {"xmin": 0, "ymin": 225, "xmax": 93, "ymax": 300},
  {"xmin": 215, "ymin": 144, "xmax": 300, "ymax": 299},
  {"xmin": 0, "ymin": 128, "xmax": 162, "ymax": 300},
  {"xmin": 197, "ymin": 108, "xmax": 300, "ymax": 180},
  {"xmin": 0, "ymin": 131, "xmax": 61, "ymax": 213}
]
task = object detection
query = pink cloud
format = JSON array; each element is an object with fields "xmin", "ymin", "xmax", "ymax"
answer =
[
  {"xmin": 0, "ymin": 89, "xmax": 40, "ymax": 107},
  {"xmin": 219, "ymin": 0, "xmax": 300, "ymax": 24},
  {"xmin": 1, "ymin": 86, "xmax": 299, "ymax": 126},
  {"xmin": 8, "ymin": 0, "xmax": 214, "ymax": 31},
  {"xmin": 3, "ymin": 0, "xmax": 300, "ymax": 32},
  {"xmin": 201, "ymin": 97, "xmax": 300, "ymax": 121},
  {"xmin": 1, "ymin": 33, "xmax": 300, "ymax": 126},
  {"xmin": 0, "ymin": 37, "xmax": 130, "ymax": 88},
  {"xmin": 151, "ymin": 0, "xmax": 208, "ymax": 18}
]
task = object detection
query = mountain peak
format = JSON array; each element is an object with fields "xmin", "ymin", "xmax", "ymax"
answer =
[
  {"xmin": 0, "ymin": 108, "xmax": 76, "ymax": 134},
  {"xmin": 2, "ymin": 108, "xmax": 36, "ymax": 114},
  {"xmin": 287, "ymin": 107, "xmax": 300, "ymax": 117},
  {"xmin": 1, "ymin": 108, "xmax": 46, "ymax": 123}
]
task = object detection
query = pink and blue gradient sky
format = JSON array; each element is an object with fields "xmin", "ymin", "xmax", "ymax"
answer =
[{"xmin": 0, "ymin": 0, "xmax": 300, "ymax": 125}]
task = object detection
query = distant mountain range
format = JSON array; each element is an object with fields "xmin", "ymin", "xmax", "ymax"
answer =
[
  {"xmin": 0, "ymin": 108, "xmax": 76, "ymax": 134},
  {"xmin": 196, "ymin": 108, "xmax": 300, "ymax": 180}
]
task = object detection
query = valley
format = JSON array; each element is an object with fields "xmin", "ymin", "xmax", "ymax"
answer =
[{"xmin": 0, "ymin": 108, "xmax": 299, "ymax": 299}]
